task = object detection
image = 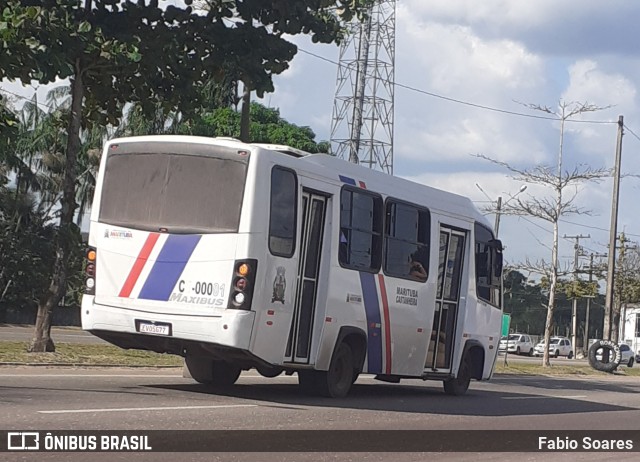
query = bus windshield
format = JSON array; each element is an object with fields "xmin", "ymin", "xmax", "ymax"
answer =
[{"xmin": 98, "ymin": 142, "xmax": 249, "ymax": 233}]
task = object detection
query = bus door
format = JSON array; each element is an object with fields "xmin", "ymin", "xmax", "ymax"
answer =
[
  {"xmin": 284, "ymin": 190, "xmax": 328, "ymax": 364},
  {"xmin": 425, "ymin": 226, "xmax": 466, "ymax": 372}
]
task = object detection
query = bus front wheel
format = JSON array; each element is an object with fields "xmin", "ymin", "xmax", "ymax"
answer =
[
  {"xmin": 443, "ymin": 355, "xmax": 471, "ymax": 396},
  {"xmin": 319, "ymin": 342, "xmax": 355, "ymax": 398}
]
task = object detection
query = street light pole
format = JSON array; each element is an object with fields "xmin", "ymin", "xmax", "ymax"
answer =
[
  {"xmin": 475, "ymin": 183, "xmax": 527, "ymax": 368},
  {"xmin": 494, "ymin": 196, "xmax": 502, "ymax": 237}
]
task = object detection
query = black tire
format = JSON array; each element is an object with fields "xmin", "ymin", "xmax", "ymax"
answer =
[
  {"xmin": 554, "ymin": 350, "xmax": 559, "ymax": 358},
  {"xmin": 588, "ymin": 340, "xmax": 621, "ymax": 373},
  {"xmin": 256, "ymin": 365, "xmax": 283, "ymax": 378},
  {"xmin": 528, "ymin": 348, "xmax": 533, "ymax": 357},
  {"xmin": 443, "ymin": 355, "xmax": 471, "ymax": 396},
  {"xmin": 568, "ymin": 351, "xmax": 573, "ymax": 359},
  {"xmin": 628, "ymin": 357, "xmax": 634, "ymax": 368},
  {"xmin": 184, "ymin": 356, "xmax": 213, "ymax": 384},
  {"xmin": 317, "ymin": 342, "xmax": 355, "ymax": 398},
  {"xmin": 516, "ymin": 347, "xmax": 521, "ymax": 356},
  {"xmin": 185, "ymin": 357, "xmax": 241, "ymax": 386},
  {"xmin": 210, "ymin": 360, "xmax": 241, "ymax": 387}
]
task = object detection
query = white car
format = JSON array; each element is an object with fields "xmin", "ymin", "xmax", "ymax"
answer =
[
  {"xmin": 596, "ymin": 343, "xmax": 635, "ymax": 367},
  {"xmin": 534, "ymin": 337, "xmax": 573, "ymax": 358},
  {"xmin": 499, "ymin": 334, "xmax": 534, "ymax": 356}
]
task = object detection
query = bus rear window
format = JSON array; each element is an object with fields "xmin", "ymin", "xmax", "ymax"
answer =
[{"xmin": 99, "ymin": 143, "xmax": 249, "ymax": 233}]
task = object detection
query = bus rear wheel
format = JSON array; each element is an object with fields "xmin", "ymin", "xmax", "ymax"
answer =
[
  {"xmin": 184, "ymin": 356, "xmax": 240, "ymax": 387},
  {"xmin": 211, "ymin": 360, "xmax": 241, "ymax": 387}
]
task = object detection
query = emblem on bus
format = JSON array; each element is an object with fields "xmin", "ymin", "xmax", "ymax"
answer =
[{"xmin": 271, "ymin": 266, "xmax": 286, "ymax": 303}]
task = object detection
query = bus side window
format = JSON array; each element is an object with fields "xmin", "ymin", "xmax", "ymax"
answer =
[
  {"xmin": 339, "ymin": 187, "xmax": 382, "ymax": 272},
  {"xmin": 269, "ymin": 167, "xmax": 297, "ymax": 257},
  {"xmin": 383, "ymin": 200, "xmax": 430, "ymax": 282},
  {"xmin": 474, "ymin": 222, "xmax": 500, "ymax": 307}
]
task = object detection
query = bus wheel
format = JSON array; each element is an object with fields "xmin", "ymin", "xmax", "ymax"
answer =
[
  {"xmin": 256, "ymin": 365, "xmax": 283, "ymax": 378},
  {"xmin": 443, "ymin": 356, "xmax": 471, "ymax": 396},
  {"xmin": 318, "ymin": 342, "xmax": 354, "ymax": 398},
  {"xmin": 184, "ymin": 356, "xmax": 214, "ymax": 384},
  {"xmin": 211, "ymin": 360, "xmax": 241, "ymax": 387}
]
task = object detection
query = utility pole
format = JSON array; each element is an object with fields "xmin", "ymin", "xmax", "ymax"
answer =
[
  {"xmin": 580, "ymin": 252, "xmax": 606, "ymax": 356},
  {"xmin": 494, "ymin": 197, "xmax": 503, "ymax": 237},
  {"xmin": 565, "ymin": 234, "xmax": 590, "ymax": 357},
  {"xmin": 604, "ymin": 116, "xmax": 624, "ymax": 341}
]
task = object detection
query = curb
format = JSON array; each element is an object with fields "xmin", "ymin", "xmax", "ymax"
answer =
[{"xmin": 0, "ymin": 362, "xmax": 182, "ymax": 368}]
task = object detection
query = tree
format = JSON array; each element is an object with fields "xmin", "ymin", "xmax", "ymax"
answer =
[
  {"xmin": 197, "ymin": 102, "xmax": 330, "ymax": 152},
  {"xmin": 0, "ymin": 0, "xmax": 370, "ymax": 352},
  {"xmin": 478, "ymin": 100, "xmax": 610, "ymax": 366}
]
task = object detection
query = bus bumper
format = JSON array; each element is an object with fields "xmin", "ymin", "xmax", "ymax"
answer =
[{"xmin": 81, "ymin": 295, "xmax": 256, "ymax": 352}]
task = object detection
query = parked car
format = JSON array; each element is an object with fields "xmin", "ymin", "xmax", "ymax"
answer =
[
  {"xmin": 498, "ymin": 334, "xmax": 534, "ymax": 356},
  {"xmin": 596, "ymin": 343, "xmax": 635, "ymax": 367},
  {"xmin": 534, "ymin": 337, "xmax": 573, "ymax": 358}
]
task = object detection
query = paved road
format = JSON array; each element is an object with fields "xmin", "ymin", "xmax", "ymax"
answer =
[{"xmin": 2, "ymin": 367, "xmax": 640, "ymax": 461}]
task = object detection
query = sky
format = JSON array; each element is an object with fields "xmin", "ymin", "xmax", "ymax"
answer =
[
  {"xmin": 255, "ymin": 0, "xmax": 640, "ymax": 278},
  {"xmin": 2, "ymin": 0, "xmax": 640, "ymax": 281}
]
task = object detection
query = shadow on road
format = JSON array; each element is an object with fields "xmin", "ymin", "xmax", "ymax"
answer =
[{"xmin": 145, "ymin": 376, "xmax": 638, "ymax": 417}]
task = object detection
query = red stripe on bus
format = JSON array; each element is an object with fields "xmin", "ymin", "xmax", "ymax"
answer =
[
  {"xmin": 118, "ymin": 233, "xmax": 160, "ymax": 298},
  {"xmin": 377, "ymin": 274, "xmax": 392, "ymax": 374}
]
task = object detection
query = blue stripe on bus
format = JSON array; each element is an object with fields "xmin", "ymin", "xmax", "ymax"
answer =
[
  {"xmin": 359, "ymin": 272, "xmax": 383, "ymax": 373},
  {"xmin": 339, "ymin": 175, "xmax": 357, "ymax": 186},
  {"xmin": 138, "ymin": 234, "xmax": 202, "ymax": 301}
]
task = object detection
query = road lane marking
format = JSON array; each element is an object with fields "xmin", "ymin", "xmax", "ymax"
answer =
[
  {"xmin": 39, "ymin": 404, "xmax": 258, "ymax": 414},
  {"xmin": 502, "ymin": 395, "xmax": 587, "ymax": 400}
]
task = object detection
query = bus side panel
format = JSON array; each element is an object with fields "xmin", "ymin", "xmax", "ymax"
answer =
[
  {"xmin": 383, "ymin": 277, "xmax": 435, "ymax": 376},
  {"xmin": 249, "ymin": 254, "xmax": 298, "ymax": 365}
]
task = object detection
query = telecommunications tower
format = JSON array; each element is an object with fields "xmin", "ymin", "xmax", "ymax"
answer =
[{"xmin": 330, "ymin": 0, "xmax": 396, "ymax": 174}]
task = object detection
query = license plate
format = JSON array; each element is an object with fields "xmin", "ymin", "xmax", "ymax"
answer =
[{"xmin": 137, "ymin": 321, "xmax": 171, "ymax": 336}]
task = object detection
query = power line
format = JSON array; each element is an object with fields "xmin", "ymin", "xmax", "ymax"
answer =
[
  {"xmin": 298, "ymin": 47, "xmax": 618, "ymax": 125},
  {"xmin": 0, "ymin": 88, "xmax": 53, "ymax": 111},
  {"xmin": 623, "ymin": 123, "xmax": 640, "ymax": 144}
]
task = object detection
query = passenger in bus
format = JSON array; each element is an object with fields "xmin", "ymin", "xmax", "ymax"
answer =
[{"xmin": 409, "ymin": 253, "xmax": 427, "ymax": 281}]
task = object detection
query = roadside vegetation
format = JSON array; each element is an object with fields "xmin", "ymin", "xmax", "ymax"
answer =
[
  {"xmin": 0, "ymin": 341, "xmax": 182, "ymax": 367},
  {"xmin": 2, "ymin": 341, "xmax": 639, "ymax": 377}
]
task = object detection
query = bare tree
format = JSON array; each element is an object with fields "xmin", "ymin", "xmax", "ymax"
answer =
[{"xmin": 477, "ymin": 100, "xmax": 610, "ymax": 366}]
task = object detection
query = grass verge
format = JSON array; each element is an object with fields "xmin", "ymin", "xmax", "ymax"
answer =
[
  {"xmin": 0, "ymin": 341, "xmax": 183, "ymax": 367},
  {"xmin": 494, "ymin": 360, "xmax": 640, "ymax": 377}
]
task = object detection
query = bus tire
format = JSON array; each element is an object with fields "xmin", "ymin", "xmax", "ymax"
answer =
[
  {"xmin": 318, "ymin": 342, "xmax": 354, "ymax": 398},
  {"xmin": 588, "ymin": 340, "xmax": 621, "ymax": 373},
  {"xmin": 210, "ymin": 360, "xmax": 241, "ymax": 387},
  {"xmin": 256, "ymin": 365, "xmax": 283, "ymax": 378},
  {"xmin": 184, "ymin": 356, "xmax": 214, "ymax": 384},
  {"xmin": 443, "ymin": 355, "xmax": 471, "ymax": 396}
]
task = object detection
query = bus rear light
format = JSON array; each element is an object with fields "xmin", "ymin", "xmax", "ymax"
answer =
[
  {"xmin": 85, "ymin": 246, "xmax": 97, "ymax": 295},
  {"xmin": 237, "ymin": 263, "xmax": 250, "ymax": 276},
  {"xmin": 235, "ymin": 278, "xmax": 247, "ymax": 291},
  {"xmin": 228, "ymin": 259, "xmax": 257, "ymax": 310}
]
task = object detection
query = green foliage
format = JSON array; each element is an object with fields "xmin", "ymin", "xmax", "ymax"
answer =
[
  {"xmin": 194, "ymin": 102, "xmax": 330, "ymax": 153},
  {"xmin": 503, "ymin": 270, "xmax": 604, "ymax": 338}
]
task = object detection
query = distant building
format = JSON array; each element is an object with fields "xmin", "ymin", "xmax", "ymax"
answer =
[{"xmin": 621, "ymin": 303, "xmax": 640, "ymax": 356}]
